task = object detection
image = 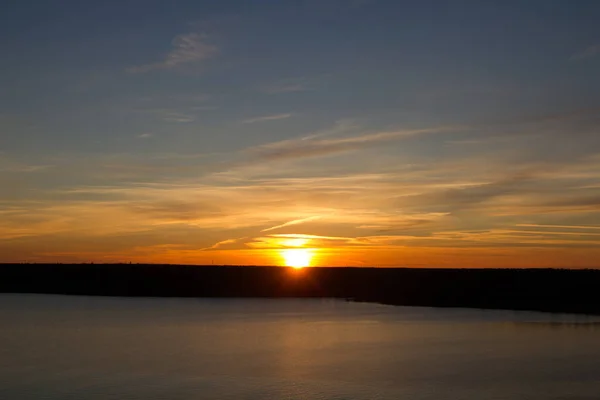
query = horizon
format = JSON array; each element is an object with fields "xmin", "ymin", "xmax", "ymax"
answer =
[
  {"xmin": 2, "ymin": 1, "xmax": 600, "ymax": 267},
  {"xmin": 1, "ymin": 262, "xmax": 596, "ymax": 271}
]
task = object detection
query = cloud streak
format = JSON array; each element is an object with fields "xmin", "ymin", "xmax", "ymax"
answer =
[
  {"xmin": 242, "ymin": 113, "xmax": 293, "ymax": 124},
  {"xmin": 571, "ymin": 44, "xmax": 600, "ymax": 61},
  {"xmin": 261, "ymin": 216, "xmax": 321, "ymax": 232},
  {"xmin": 261, "ymin": 78, "xmax": 313, "ymax": 94},
  {"xmin": 249, "ymin": 126, "xmax": 448, "ymax": 162},
  {"xmin": 263, "ymin": 84, "xmax": 309, "ymax": 94},
  {"xmin": 200, "ymin": 237, "xmax": 246, "ymax": 251},
  {"xmin": 396, "ymin": 172, "xmax": 534, "ymax": 214},
  {"xmin": 516, "ymin": 224, "xmax": 600, "ymax": 230},
  {"xmin": 2, "ymin": 121, "xmax": 599, "ymax": 265},
  {"xmin": 128, "ymin": 33, "xmax": 218, "ymax": 73}
]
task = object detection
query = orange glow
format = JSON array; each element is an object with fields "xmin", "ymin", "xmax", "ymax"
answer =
[{"xmin": 281, "ymin": 249, "xmax": 313, "ymax": 269}]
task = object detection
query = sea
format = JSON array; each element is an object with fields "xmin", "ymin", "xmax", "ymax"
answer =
[{"xmin": 1, "ymin": 294, "xmax": 599, "ymax": 399}]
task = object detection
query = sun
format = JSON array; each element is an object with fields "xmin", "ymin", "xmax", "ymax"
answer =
[{"xmin": 281, "ymin": 249, "xmax": 312, "ymax": 269}]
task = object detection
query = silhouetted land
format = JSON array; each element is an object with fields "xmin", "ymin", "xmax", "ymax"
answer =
[{"xmin": 1, "ymin": 264, "xmax": 600, "ymax": 315}]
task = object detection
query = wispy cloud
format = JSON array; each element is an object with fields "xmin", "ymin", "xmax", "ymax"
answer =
[
  {"xmin": 516, "ymin": 223, "xmax": 600, "ymax": 230},
  {"xmin": 137, "ymin": 133, "xmax": 153, "ymax": 139},
  {"xmin": 242, "ymin": 113, "xmax": 293, "ymax": 124},
  {"xmin": 0, "ymin": 157, "xmax": 52, "ymax": 173},
  {"xmin": 261, "ymin": 216, "xmax": 321, "ymax": 232},
  {"xmin": 3, "ymin": 155, "xmax": 600, "ymax": 264},
  {"xmin": 162, "ymin": 111, "xmax": 196, "ymax": 123},
  {"xmin": 249, "ymin": 126, "xmax": 448, "ymax": 162},
  {"xmin": 260, "ymin": 76, "xmax": 323, "ymax": 94},
  {"xmin": 2, "ymin": 120, "xmax": 598, "ymax": 265},
  {"xmin": 136, "ymin": 93, "xmax": 211, "ymax": 105},
  {"xmin": 138, "ymin": 108, "xmax": 196, "ymax": 123},
  {"xmin": 396, "ymin": 172, "xmax": 534, "ymax": 214},
  {"xmin": 246, "ymin": 234, "xmax": 352, "ymax": 249},
  {"xmin": 262, "ymin": 80, "xmax": 312, "ymax": 94},
  {"xmin": 263, "ymin": 84, "xmax": 309, "ymax": 94},
  {"xmin": 570, "ymin": 44, "xmax": 600, "ymax": 61},
  {"xmin": 201, "ymin": 237, "xmax": 246, "ymax": 251},
  {"xmin": 128, "ymin": 32, "xmax": 218, "ymax": 73}
]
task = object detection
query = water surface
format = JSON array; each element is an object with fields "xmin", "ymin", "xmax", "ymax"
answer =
[{"xmin": 1, "ymin": 295, "xmax": 599, "ymax": 399}]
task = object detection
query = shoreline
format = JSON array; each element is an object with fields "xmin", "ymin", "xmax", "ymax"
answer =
[{"xmin": 2, "ymin": 264, "xmax": 600, "ymax": 316}]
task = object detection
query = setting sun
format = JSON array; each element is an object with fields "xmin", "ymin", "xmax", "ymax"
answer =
[{"xmin": 281, "ymin": 249, "xmax": 313, "ymax": 269}]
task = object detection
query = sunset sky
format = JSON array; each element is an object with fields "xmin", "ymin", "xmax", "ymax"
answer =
[{"xmin": 2, "ymin": 0, "xmax": 600, "ymax": 267}]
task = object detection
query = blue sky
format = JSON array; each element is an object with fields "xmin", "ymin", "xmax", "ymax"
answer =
[{"xmin": 2, "ymin": 0, "xmax": 600, "ymax": 266}]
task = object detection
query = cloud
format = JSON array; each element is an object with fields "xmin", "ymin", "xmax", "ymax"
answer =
[
  {"xmin": 570, "ymin": 44, "xmax": 600, "ymax": 61},
  {"xmin": 357, "ymin": 218, "xmax": 436, "ymax": 232},
  {"xmin": 135, "ymin": 108, "xmax": 197, "ymax": 123},
  {"xmin": 246, "ymin": 233, "xmax": 353, "ymax": 249},
  {"xmin": 242, "ymin": 113, "xmax": 293, "ymax": 124},
  {"xmin": 3, "ymin": 127, "xmax": 598, "ymax": 263},
  {"xmin": 162, "ymin": 112, "xmax": 196, "ymax": 123},
  {"xmin": 263, "ymin": 84, "xmax": 309, "ymax": 94},
  {"xmin": 539, "ymin": 194, "xmax": 600, "ymax": 210},
  {"xmin": 516, "ymin": 223, "xmax": 600, "ymax": 230},
  {"xmin": 137, "ymin": 133, "xmax": 153, "ymax": 139},
  {"xmin": 260, "ymin": 76, "xmax": 325, "ymax": 94},
  {"xmin": 391, "ymin": 170, "xmax": 590, "ymax": 218},
  {"xmin": 261, "ymin": 216, "xmax": 321, "ymax": 232},
  {"xmin": 262, "ymin": 80, "xmax": 312, "ymax": 94},
  {"xmin": 201, "ymin": 237, "xmax": 246, "ymax": 251},
  {"xmin": 128, "ymin": 200, "xmax": 225, "ymax": 223},
  {"xmin": 0, "ymin": 157, "xmax": 52, "ymax": 173},
  {"xmin": 128, "ymin": 33, "xmax": 218, "ymax": 73},
  {"xmin": 270, "ymin": 233, "xmax": 350, "ymax": 241},
  {"xmin": 416, "ymin": 172, "xmax": 533, "ymax": 211},
  {"xmin": 249, "ymin": 127, "xmax": 447, "ymax": 162}
]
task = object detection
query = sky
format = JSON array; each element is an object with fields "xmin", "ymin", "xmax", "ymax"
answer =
[{"xmin": 2, "ymin": 0, "xmax": 600, "ymax": 267}]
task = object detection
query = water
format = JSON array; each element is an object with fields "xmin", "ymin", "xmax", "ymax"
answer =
[{"xmin": 1, "ymin": 295, "xmax": 599, "ymax": 399}]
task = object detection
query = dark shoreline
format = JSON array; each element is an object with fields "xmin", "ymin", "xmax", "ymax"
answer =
[{"xmin": 2, "ymin": 264, "xmax": 600, "ymax": 316}]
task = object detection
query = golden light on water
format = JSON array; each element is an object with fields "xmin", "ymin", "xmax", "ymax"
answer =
[{"xmin": 281, "ymin": 249, "xmax": 313, "ymax": 269}]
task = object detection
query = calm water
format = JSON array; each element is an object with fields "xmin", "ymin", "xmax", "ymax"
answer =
[{"xmin": 1, "ymin": 295, "xmax": 599, "ymax": 399}]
